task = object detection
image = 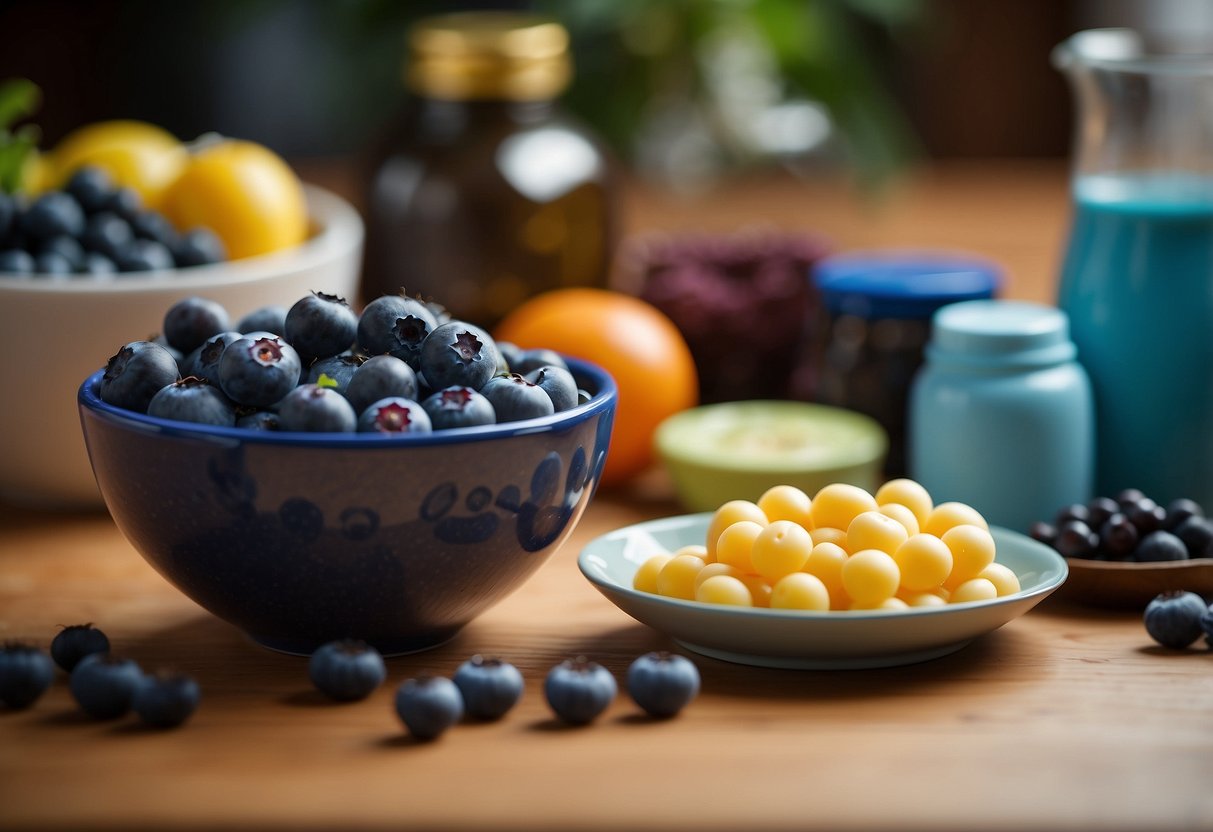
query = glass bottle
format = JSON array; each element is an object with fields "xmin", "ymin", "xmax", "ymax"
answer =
[{"xmin": 360, "ymin": 12, "xmax": 617, "ymax": 329}]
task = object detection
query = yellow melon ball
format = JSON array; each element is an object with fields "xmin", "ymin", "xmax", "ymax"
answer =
[
  {"xmin": 706, "ymin": 500, "xmax": 768, "ymax": 560},
  {"xmin": 810, "ymin": 483, "xmax": 878, "ymax": 532},
  {"xmin": 714, "ymin": 520, "xmax": 765, "ymax": 574},
  {"xmin": 757, "ymin": 485, "xmax": 813, "ymax": 528},
  {"xmin": 878, "ymin": 502, "xmax": 920, "ymax": 536},
  {"xmin": 892, "ymin": 533, "xmax": 954, "ymax": 592},
  {"xmin": 696, "ymin": 574, "xmax": 754, "ymax": 606},
  {"xmin": 633, "ymin": 553, "xmax": 673, "ymax": 594},
  {"xmin": 802, "ymin": 541, "xmax": 849, "ymax": 609},
  {"xmin": 840, "ymin": 549, "xmax": 901, "ymax": 606},
  {"xmin": 847, "ymin": 510, "xmax": 910, "ymax": 555},
  {"xmin": 923, "ymin": 501, "xmax": 989, "ymax": 538},
  {"xmin": 771, "ymin": 573, "xmax": 830, "ymax": 611},
  {"xmin": 809, "ymin": 527, "xmax": 848, "ymax": 550},
  {"xmin": 978, "ymin": 562, "xmax": 1021, "ymax": 596},
  {"xmin": 656, "ymin": 553, "xmax": 706, "ymax": 600},
  {"xmin": 950, "ymin": 577, "xmax": 999, "ymax": 604},
  {"xmin": 750, "ymin": 520, "xmax": 814, "ymax": 582},
  {"xmin": 875, "ymin": 478, "xmax": 934, "ymax": 528},
  {"xmin": 941, "ymin": 524, "xmax": 997, "ymax": 589},
  {"xmin": 694, "ymin": 561, "xmax": 745, "ymax": 590}
]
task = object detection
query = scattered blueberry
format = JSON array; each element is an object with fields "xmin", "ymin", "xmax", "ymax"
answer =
[
  {"xmin": 544, "ymin": 656, "xmax": 616, "ymax": 725},
  {"xmin": 100, "ymin": 341, "xmax": 181, "ymax": 413},
  {"xmin": 1143, "ymin": 590, "xmax": 1208, "ymax": 649},
  {"xmin": 217, "ymin": 335, "xmax": 302, "ymax": 407},
  {"xmin": 132, "ymin": 671, "xmax": 201, "ymax": 728},
  {"xmin": 395, "ymin": 675, "xmax": 464, "ymax": 740},
  {"xmin": 421, "ymin": 386, "xmax": 496, "ymax": 430},
  {"xmin": 344, "ymin": 354, "xmax": 418, "ymax": 416},
  {"xmin": 480, "ymin": 373, "xmax": 555, "ymax": 422},
  {"xmin": 69, "ymin": 653, "xmax": 145, "ymax": 719},
  {"xmin": 50, "ymin": 623, "xmax": 111, "ymax": 672},
  {"xmin": 286, "ymin": 292, "xmax": 359, "ymax": 360},
  {"xmin": 0, "ymin": 642, "xmax": 55, "ymax": 709},
  {"xmin": 164, "ymin": 296, "xmax": 232, "ymax": 354},
  {"xmin": 452, "ymin": 655, "xmax": 524, "ymax": 721},
  {"xmin": 147, "ymin": 378, "xmax": 237, "ymax": 426},
  {"xmin": 626, "ymin": 651, "xmax": 700, "ymax": 718},
  {"xmin": 308, "ymin": 639, "xmax": 386, "ymax": 702},
  {"xmin": 357, "ymin": 397, "xmax": 432, "ymax": 435}
]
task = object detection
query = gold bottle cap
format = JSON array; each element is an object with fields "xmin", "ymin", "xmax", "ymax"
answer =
[{"xmin": 405, "ymin": 12, "xmax": 573, "ymax": 102}]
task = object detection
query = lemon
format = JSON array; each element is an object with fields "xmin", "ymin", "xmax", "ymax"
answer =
[
  {"xmin": 160, "ymin": 138, "xmax": 308, "ymax": 260},
  {"xmin": 47, "ymin": 120, "xmax": 186, "ymax": 208}
]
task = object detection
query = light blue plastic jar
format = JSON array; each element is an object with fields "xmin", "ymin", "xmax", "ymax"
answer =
[{"xmin": 908, "ymin": 300, "xmax": 1094, "ymax": 534}]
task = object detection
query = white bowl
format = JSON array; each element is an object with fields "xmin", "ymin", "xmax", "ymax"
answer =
[
  {"xmin": 0, "ymin": 184, "xmax": 364, "ymax": 509},
  {"xmin": 579, "ymin": 513, "xmax": 1068, "ymax": 669}
]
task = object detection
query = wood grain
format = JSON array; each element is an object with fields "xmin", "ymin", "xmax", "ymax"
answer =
[{"xmin": 3, "ymin": 162, "xmax": 1210, "ymax": 832}]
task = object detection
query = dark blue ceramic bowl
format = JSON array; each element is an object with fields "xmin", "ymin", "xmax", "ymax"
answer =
[{"xmin": 78, "ymin": 358, "xmax": 616, "ymax": 656}]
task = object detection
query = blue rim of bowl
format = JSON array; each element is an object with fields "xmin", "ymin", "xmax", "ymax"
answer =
[
  {"xmin": 0, "ymin": 184, "xmax": 363, "ymax": 291},
  {"xmin": 78, "ymin": 356, "xmax": 617, "ymax": 448},
  {"xmin": 578, "ymin": 515, "xmax": 1069, "ymax": 621}
]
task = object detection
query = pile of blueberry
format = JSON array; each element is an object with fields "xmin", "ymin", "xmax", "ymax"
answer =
[
  {"xmin": 0, "ymin": 166, "xmax": 225, "ymax": 277},
  {"xmin": 99, "ymin": 291, "xmax": 587, "ymax": 434},
  {"xmin": 1142, "ymin": 591, "xmax": 1213, "ymax": 650},
  {"xmin": 1030, "ymin": 489, "xmax": 1213, "ymax": 563},
  {"xmin": 0, "ymin": 623, "xmax": 199, "ymax": 728},
  {"xmin": 308, "ymin": 641, "xmax": 700, "ymax": 740}
]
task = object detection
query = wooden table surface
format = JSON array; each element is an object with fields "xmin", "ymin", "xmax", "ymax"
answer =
[{"xmin": 3, "ymin": 161, "xmax": 1211, "ymax": 832}]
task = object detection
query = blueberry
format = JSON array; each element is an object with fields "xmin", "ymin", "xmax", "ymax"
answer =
[
  {"xmin": 80, "ymin": 211, "xmax": 135, "ymax": 260},
  {"xmin": 357, "ymin": 396, "xmax": 432, "ymax": 435},
  {"xmin": 129, "ymin": 210, "xmax": 179, "ymax": 246},
  {"xmin": 496, "ymin": 340, "xmax": 524, "ymax": 373},
  {"xmin": 1173, "ymin": 517, "xmax": 1213, "ymax": 559},
  {"xmin": 308, "ymin": 639, "xmax": 386, "ymax": 702},
  {"xmin": 421, "ymin": 386, "xmax": 496, "ymax": 430},
  {"xmin": 1127, "ymin": 499, "xmax": 1167, "ymax": 535},
  {"xmin": 1201, "ymin": 605, "xmax": 1213, "ymax": 646},
  {"xmin": 480, "ymin": 373, "xmax": 555, "ymax": 422},
  {"xmin": 415, "ymin": 323, "xmax": 498, "ymax": 392},
  {"xmin": 1029, "ymin": 521, "xmax": 1057, "ymax": 547},
  {"xmin": 277, "ymin": 384, "xmax": 357, "ymax": 432},
  {"xmin": 286, "ymin": 292, "xmax": 359, "ymax": 360},
  {"xmin": 0, "ymin": 192, "xmax": 14, "ymax": 240},
  {"xmin": 524, "ymin": 365, "xmax": 578, "ymax": 412},
  {"xmin": 181, "ymin": 330, "xmax": 242, "ymax": 381},
  {"xmin": 1054, "ymin": 519, "xmax": 1099, "ymax": 559},
  {"xmin": 69, "ymin": 653, "xmax": 144, "ymax": 719},
  {"xmin": 1086, "ymin": 496, "xmax": 1121, "ymax": 529},
  {"xmin": 626, "ymin": 651, "xmax": 700, "ymax": 718},
  {"xmin": 452, "ymin": 655, "xmax": 524, "ymax": 721},
  {"xmin": 34, "ymin": 250, "xmax": 74, "ymax": 277},
  {"xmin": 40, "ymin": 235, "xmax": 86, "ymax": 270},
  {"xmin": 1054, "ymin": 503, "xmax": 1089, "ymax": 527},
  {"xmin": 1133, "ymin": 530, "xmax": 1189, "ymax": 562},
  {"xmin": 235, "ymin": 410, "xmax": 280, "ymax": 431},
  {"xmin": 356, "ymin": 295, "xmax": 439, "ymax": 368},
  {"xmin": 172, "ymin": 228, "xmax": 227, "ymax": 268},
  {"xmin": 544, "ymin": 656, "xmax": 616, "ymax": 725},
  {"xmin": 0, "ymin": 248, "xmax": 35, "ymax": 273},
  {"xmin": 80, "ymin": 252, "xmax": 118, "ymax": 276},
  {"xmin": 50, "ymin": 623, "xmax": 111, "ymax": 672},
  {"xmin": 394, "ymin": 675, "xmax": 464, "ymax": 740},
  {"xmin": 1143, "ymin": 590, "xmax": 1208, "ymax": 649},
  {"xmin": 65, "ymin": 166, "xmax": 114, "ymax": 214},
  {"xmin": 1098, "ymin": 513, "xmax": 1139, "ymax": 560},
  {"xmin": 235, "ymin": 305, "xmax": 288, "ymax": 337},
  {"xmin": 151, "ymin": 333, "xmax": 185, "ymax": 365},
  {"xmin": 304, "ymin": 352, "xmax": 365, "ymax": 394},
  {"xmin": 148, "ymin": 378, "xmax": 237, "ymax": 426},
  {"xmin": 0, "ymin": 643, "xmax": 55, "ymax": 709},
  {"xmin": 100, "ymin": 340, "xmax": 181, "ymax": 413},
  {"xmin": 1115, "ymin": 487, "xmax": 1146, "ymax": 509},
  {"xmin": 164, "ymin": 296, "xmax": 231, "ymax": 354},
  {"xmin": 1164, "ymin": 498, "xmax": 1204, "ymax": 531},
  {"xmin": 132, "ymin": 671, "xmax": 200, "ymax": 728},
  {"xmin": 511, "ymin": 348, "xmax": 569, "ymax": 375},
  {"xmin": 21, "ymin": 191, "xmax": 85, "ymax": 240},
  {"xmin": 105, "ymin": 186, "xmax": 142, "ymax": 222},
  {"xmin": 217, "ymin": 335, "xmax": 301, "ymax": 407},
  {"xmin": 117, "ymin": 238, "xmax": 175, "ymax": 272},
  {"xmin": 344, "ymin": 354, "xmax": 418, "ymax": 416}
]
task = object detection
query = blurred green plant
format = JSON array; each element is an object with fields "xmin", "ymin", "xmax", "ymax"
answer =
[{"xmin": 0, "ymin": 78, "xmax": 40, "ymax": 194}]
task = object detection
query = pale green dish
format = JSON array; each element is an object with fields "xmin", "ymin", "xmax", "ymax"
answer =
[
  {"xmin": 654, "ymin": 401, "xmax": 887, "ymax": 513},
  {"xmin": 579, "ymin": 513, "xmax": 1068, "ymax": 670}
]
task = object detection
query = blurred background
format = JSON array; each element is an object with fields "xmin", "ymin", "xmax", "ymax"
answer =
[{"xmin": 3, "ymin": 0, "xmax": 1211, "ymax": 190}]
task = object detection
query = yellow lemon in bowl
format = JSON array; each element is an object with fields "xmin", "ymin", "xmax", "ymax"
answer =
[
  {"xmin": 160, "ymin": 138, "xmax": 308, "ymax": 260},
  {"xmin": 47, "ymin": 119, "xmax": 186, "ymax": 207}
]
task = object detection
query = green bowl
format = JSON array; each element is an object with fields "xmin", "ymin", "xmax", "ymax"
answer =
[{"xmin": 654, "ymin": 400, "xmax": 888, "ymax": 513}]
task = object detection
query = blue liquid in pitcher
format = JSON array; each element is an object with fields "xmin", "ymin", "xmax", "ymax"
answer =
[{"xmin": 1059, "ymin": 172, "xmax": 1213, "ymax": 508}]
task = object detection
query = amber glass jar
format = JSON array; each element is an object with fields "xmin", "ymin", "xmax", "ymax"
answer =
[{"xmin": 360, "ymin": 12, "xmax": 617, "ymax": 328}]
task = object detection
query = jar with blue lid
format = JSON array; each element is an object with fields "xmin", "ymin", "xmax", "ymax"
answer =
[
  {"xmin": 806, "ymin": 251, "xmax": 1001, "ymax": 477},
  {"xmin": 909, "ymin": 299, "xmax": 1094, "ymax": 534}
]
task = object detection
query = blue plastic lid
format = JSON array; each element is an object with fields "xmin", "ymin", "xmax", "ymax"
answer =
[
  {"xmin": 927, "ymin": 300, "xmax": 1077, "ymax": 367},
  {"xmin": 812, "ymin": 251, "xmax": 1002, "ymax": 319}
]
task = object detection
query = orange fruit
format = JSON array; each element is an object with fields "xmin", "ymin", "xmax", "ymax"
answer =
[
  {"xmin": 160, "ymin": 138, "xmax": 308, "ymax": 260},
  {"xmin": 494, "ymin": 288, "xmax": 698, "ymax": 486},
  {"xmin": 48, "ymin": 120, "xmax": 186, "ymax": 208}
]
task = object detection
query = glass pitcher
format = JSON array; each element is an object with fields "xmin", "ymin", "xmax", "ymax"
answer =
[{"xmin": 1054, "ymin": 28, "xmax": 1213, "ymax": 510}]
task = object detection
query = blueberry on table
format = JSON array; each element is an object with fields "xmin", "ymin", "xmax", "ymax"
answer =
[
  {"xmin": 50, "ymin": 623, "xmax": 110, "ymax": 672},
  {"xmin": 147, "ymin": 378, "xmax": 237, "ymax": 426},
  {"xmin": 235, "ymin": 305, "xmax": 288, "ymax": 338},
  {"xmin": 421, "ymin": 386, "xmax": 496, "ymax": 430},
  {"xmin": 356, "ymin": 295, "xmax": 439, "ymax": 369},
  {"xmin": 626, "ymin": 651, "xmax": 701, "ymax": 718},
  {"xmin": 217, "ymin": 335, "xmax": 301, "ymax": 408},
  {"xmin": 172, "ymin": 228, "xmax": 226, "ymax": 268},
  {"xmin": 0, "ymin": 642, "xmax": 55, "ymax": 709},
  {"xmin": 69, "ymin": 653, "xmax": 144, "ymax": 720},
  {"xmin": 524, "ymin": 365, "xmax": 579, "ymax": 412},
  {"xmin": 132, "ymin": 671, "xmax": 200, "ymax": 728},
  {"xmin": 308, "ymin": 640, "xmax": 386, "ymax": 702},
  {"xmin": 1132, "ymin": 530, "xmax": 1188, "ymax": 563},
  {"xmin": 357, "ymin": 396, "xmax": 432, "ymax": 435},
  {"xmin": 65, "ymin": 166, "xmax": 114, "ymax": 214},
  {"xmin": 452, "ymin": 655, "xmax": 524, "ymax": 721},
  {"xmin": 344, "ymin": 354, "xmax": 418, "ymax": 416},
  {"xmin": 544, "ymin": 656, "xmax": 616, "ymax": 725},
  {"xmin": 419, "ymin": 321, "xmax": 501, "ymax": 391},
  {"xmin": 286, "ymin": 292, "xmax": 359, "ymax": 361},
  {"xmin": 1143, "ymin": 590, "xmax": 1209, "ymax": 649},
  {"xmin": 395, "ymin": 675, "xmax": 464, "ymax": 740},
  {"xmin": 100, "ymin": 341, "xmax": 181, "ymax": 413},
  {"xmin": 164, "ymin": 296, "xmax": 232, "ymax": 355},
  {"xmin": 480, "ymin": 373, "xmax": 555, "ymax": 422},
  {"xmin": 277, "ymin": 384, "xmax": 357, "ymax": 433}
]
